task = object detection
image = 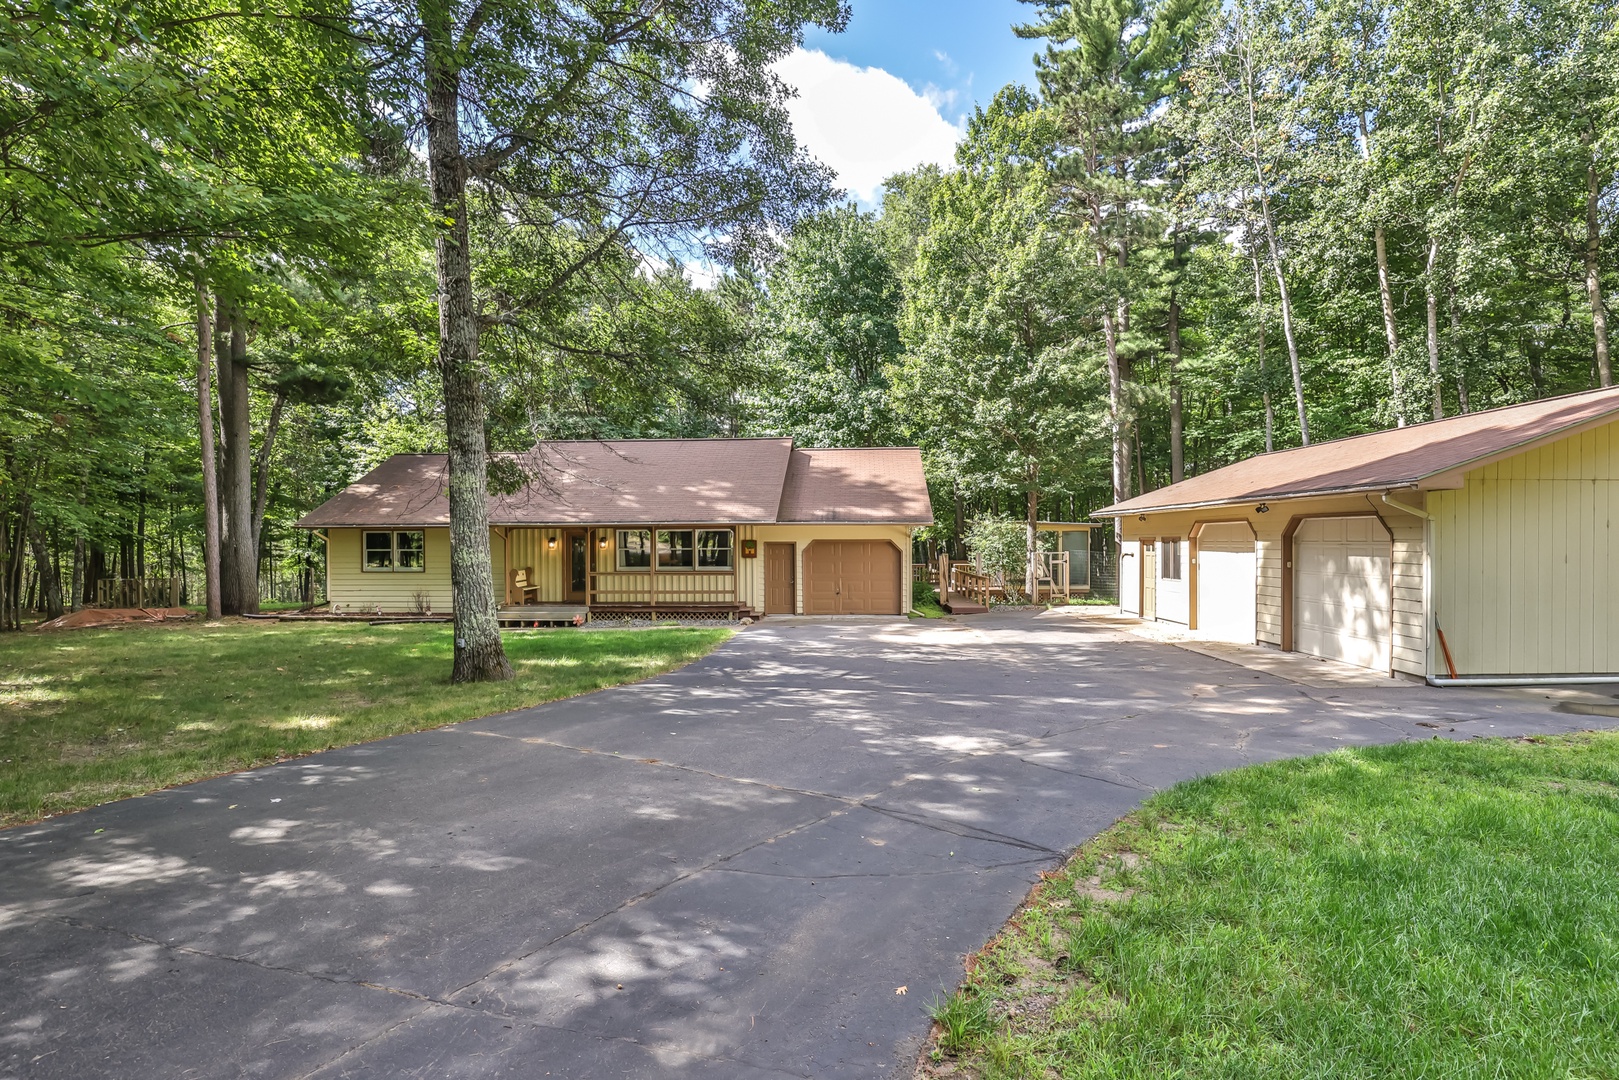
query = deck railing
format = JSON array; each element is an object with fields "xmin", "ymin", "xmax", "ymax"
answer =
[{"xmin": 94, "ymin": 576, "xmax": 181, "ymax": 608}]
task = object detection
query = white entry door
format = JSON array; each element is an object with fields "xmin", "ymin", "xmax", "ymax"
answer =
[
  {"xmin": 1293, "ymin": 516, "xmax": 1391, "ymax": 671},
  {"xmin": 1196, "ymin": 523, "xmax": 1256, "ymax": 643}
]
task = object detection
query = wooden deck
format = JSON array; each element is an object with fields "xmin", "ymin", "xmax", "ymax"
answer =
[{"xmin": 497, "ymin": 604, "xmax": 587, "ymax": 627}]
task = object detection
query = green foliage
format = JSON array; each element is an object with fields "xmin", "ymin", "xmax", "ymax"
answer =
[
  {"xmin": 964, "ymin": 515, "xmax": 1032, "ymax": 587},
  {"xmin": 753, "ymin": 204, "xmax": 904, "ymax": 446}
]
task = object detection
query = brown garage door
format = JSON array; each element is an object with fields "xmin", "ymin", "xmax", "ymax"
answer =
[{"xmin": 802, "ymin": 541, "xmax": 902, "ymax": 615}]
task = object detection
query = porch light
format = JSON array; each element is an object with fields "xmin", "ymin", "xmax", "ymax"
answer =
[
  {"xmin": 547, "ymin": 535, "xmax": 557, "ymax": 549},
  {"xmin": 599, "ymin": 535, "xmax": 609, "ymax": 548}
]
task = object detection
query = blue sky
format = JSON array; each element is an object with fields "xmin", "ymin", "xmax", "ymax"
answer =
[
  {"xmin": 805, "ymin": 1, "xmax": 1042, "ymax": 125},
  {"xmin": 773, "ymin": 1, "xmax": 1046, "ymax": 207}
]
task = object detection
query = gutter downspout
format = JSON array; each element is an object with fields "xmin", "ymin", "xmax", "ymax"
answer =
[
  {"xmin": 1380, "ymin": 492, "xmax": 1434, "ymax": 682},
  {"xmin": 311, "ymin": 529, "xmax": 329, "ymax": 607}
]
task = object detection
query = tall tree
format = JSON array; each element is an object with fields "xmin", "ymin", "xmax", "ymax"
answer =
[
  {"xmin": 754, "ymin": 204, "xmax": 904, "ymax": 446},
  {"xmin": 365, "ymin": 0, "xmax": 844, "ymax": 680}
]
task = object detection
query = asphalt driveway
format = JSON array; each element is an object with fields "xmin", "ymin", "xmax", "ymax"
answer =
[{"xmin": 3, "ymin": 611, "xmax": 1614, "ymax": 1078}]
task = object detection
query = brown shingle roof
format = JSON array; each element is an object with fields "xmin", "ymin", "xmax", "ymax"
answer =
[
  {"xmin": 296, "ymin": 439, "xmax": 933, "ymax": 528},
  {"xmin": 1097, "ymin": 386, "xmax": 1619, "ymax": 516},
  {"xmin": 777, "ymin": 447, "xmax": 934, "ymax": 523}
]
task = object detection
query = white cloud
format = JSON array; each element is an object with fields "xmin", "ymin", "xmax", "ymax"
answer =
[{"xmin": 772, "ymin": 48, "xmax": 962, "ymax": 205}]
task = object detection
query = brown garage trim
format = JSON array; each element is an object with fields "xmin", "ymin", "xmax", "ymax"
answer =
[
  {"xmin": 1187, "ymin": 519, "xmax": 1257, "ymax": 633},
  {"xmin": 1281, "ymin": 511, "xmax": 1394, "ymax": 670}
]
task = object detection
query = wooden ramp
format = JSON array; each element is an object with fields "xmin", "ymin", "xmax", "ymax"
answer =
[{"xmin": 941, "ymin": 599, "xmax": 989, "ymax": 615}]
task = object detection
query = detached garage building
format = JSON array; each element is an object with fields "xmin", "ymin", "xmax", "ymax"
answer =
[
  {"xmin": 298, "ymin": 440, "xmax": 933, "ymax": 620},
  {"xmin": 1098, "ymin": 387, "xmax": 1619, "ymax": 681}
]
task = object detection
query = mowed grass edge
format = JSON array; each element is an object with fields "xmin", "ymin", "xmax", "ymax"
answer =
[
  {"xmin": 921, "ymin": 732, "xmax": 1619, "ymax": 1080},
  {"xmin": 0, "ymin": 620, "xmax": 732, "ymax": 828}
]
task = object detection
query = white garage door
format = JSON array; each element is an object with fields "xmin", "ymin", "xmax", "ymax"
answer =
[
  {"xmin": 1294, "ymin": 516, "xmax": 1391, "ymax": 671},
  {"xmin": 1196, "ymin": 523, "xmax": 1256, "ymax": 643}
]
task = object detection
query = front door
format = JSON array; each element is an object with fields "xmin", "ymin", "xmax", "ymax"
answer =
[
  {"xmin": 764, "ymin": 543, "xmax": 796, "ymax": 614},
  {"xmin": 1141, "ymin": 540, "xmax": 1158, "ymax": 622},
  {"xmin": 566, "ymin": 531, "xmax": 588, "ymax": 603}
]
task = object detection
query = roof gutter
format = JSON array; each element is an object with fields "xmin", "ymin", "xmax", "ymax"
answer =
[{"xmin": 1095, "ymin": 481, "xmax": 1423, "ymax": 519}]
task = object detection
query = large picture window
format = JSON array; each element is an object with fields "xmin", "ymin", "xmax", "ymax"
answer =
[
  {"xmin": 363, "ymin": 530, "xmax": 426, "ymax": 572},
  {"xmin": 696, "ymin": 529, "xmax": 734, "ymax": 569},
  {"xmin": 616, "ymin": 529, "xmax": 652, "ymax": 569}
]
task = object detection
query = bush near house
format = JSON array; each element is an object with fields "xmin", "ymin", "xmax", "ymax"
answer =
[
  {"xmin": 0, "ymin": 620, "xmax": 730, "ymax": 827},
  {"xmin": 922, "ymin": 733, "xmax": 1619, "ymax": 1079}
]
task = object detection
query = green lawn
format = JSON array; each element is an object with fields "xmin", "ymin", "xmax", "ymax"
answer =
[
  {"xmin": 924, "ymin": 733, "xmax": 1619, "ymax": 1080},
  {"xmin": 0, "ymin": 620, "xmax": 731, "ymax": 828}
]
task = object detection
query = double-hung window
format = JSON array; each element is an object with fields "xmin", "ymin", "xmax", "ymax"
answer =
[
  {"xmin": 658, "ymin": 530, "xmax": 695, "ymax": 569},
  {"xmin": 363, "ymin": 530, "xmax": 426, "ymax": 572},
  {"xmin": 1160, "ymin": 538, "xmax": 1182, "ymax": 581}
]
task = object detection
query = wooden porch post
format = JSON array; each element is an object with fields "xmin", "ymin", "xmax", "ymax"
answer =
[{"xmin": 649, "ymin": 527, "xmax": 658, "ymax": 617}]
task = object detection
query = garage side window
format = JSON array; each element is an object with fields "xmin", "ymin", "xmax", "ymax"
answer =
[
  {"xmin": 363, "ymin": 531, "xmax": 426, "ymax": 572},
  {"xmin": 1161, "ymin": 538, "xmax": 1182, "ymax": 580}
]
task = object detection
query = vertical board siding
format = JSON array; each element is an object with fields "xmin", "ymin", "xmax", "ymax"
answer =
[{"xmin": 1431, "ymin": 420, "xmax": 1619, "ymax": 675}]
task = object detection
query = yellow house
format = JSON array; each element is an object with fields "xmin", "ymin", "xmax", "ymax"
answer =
[
  {"xmin": 296, "ymin": 439, "xmax": 933, "ymax": 622},
  {"xmin": 1096, "ymin": 387, "xmax": 1619, "ymax": 683}
]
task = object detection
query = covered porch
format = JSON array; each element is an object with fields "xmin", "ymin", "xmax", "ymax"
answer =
[{"xmin": 496, "ymin": 524, "xmax": 752, "ymax": 624}]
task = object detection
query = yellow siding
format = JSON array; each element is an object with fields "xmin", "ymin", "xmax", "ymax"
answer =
[
  {"xmin": 325, "ymin": 523, "xmax": 915, "ymax": 615},
  {"xmin": 1429, "ymin": 419, "xmax": 1619, "ymax": 675},
  {"xmin": 324, "ymin": 527, "xmax": 456, "ymax": 613},
  {"xmin": 1117, "ymin": 493, "xmax": 1429, "ymax": 678},
  {"xmin": 752, "ymin": 524, "xmax": 915, "ymax": 614}
]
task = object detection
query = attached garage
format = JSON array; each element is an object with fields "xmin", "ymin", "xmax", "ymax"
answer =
[
  {"xmin": 802, "ymin": 540, "xmax": 902, "ymax": 615},
  {"xmin": 1290, "ymin": 516, "xmax": 1391, "ymax": 671},
  {"xmin": 1194, "ymin": 522, "xmax": 1256, "ymax": 643}
]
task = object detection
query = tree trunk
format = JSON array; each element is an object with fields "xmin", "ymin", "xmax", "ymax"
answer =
[
  {"xmin": 1242, "ymin": 55, "xmax": 1308, "ymax": 445},
  {"xmin": 1586, "ymin": 150, "xmax": 1612, "ymax": 387},
  {"xmin": 1168, "ymin": 287, "xmax": 1184, "ymax": 484},
  {"xmin": 423, "ymin": 6, "xmax": 512, "ymax": 683},
  {"xmin": 71, "ymin": 532, "xmax": 84, "ymax": 611},
  {"xmin": 218, "ymin": 304, "xmax": 258, "ymax": 613},
  {"xmin": 251, "ymin": 390, "xmax": 287, "ymax": 556},
  {"xmin": 1424, "ymin": 236, "xmax": 1444, "ymax": 419},
  {"xmin": 1024, "ymin": 487, "xmax": 1040, "ymax": 599},
  {"xmin": 27, "ymin": 524, "xmax": 63, "ymax": 619},
  {"xmin": 1375, "ymin": 224, "xmax": 1404, "ymax": 425},
  {"xmin": 1252, "ymin": 250, "xmax": 1274, "ymax": 453},
  {"xmin": 196, "ymin": 280, "xmax": 222, "ymax": 620}
]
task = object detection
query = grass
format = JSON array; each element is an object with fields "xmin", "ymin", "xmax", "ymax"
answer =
[
  {"xmin": 921, "ymin": 733, "xmax": 1619, "ymax": 1080},
  {"xmin": 911, "ymin": 581, "xmax": 947, "ymax": 618},
  {"xmin": 0, "ymin": 619, "xmax": 731, "ymax": 828}
]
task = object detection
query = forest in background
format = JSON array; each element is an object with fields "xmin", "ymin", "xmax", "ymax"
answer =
[{"xmin": 1, "ymin": 0, "xmax": 1613, "ymax": 669}]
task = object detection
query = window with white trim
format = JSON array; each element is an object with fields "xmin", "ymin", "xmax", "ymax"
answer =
[
  {"xmin": 363, "ymin": 530, "xmax": 426, "ymax": 572},
  {"xmin": 658, "ymin": 530, "xmax": 695, "ymax": 569}
]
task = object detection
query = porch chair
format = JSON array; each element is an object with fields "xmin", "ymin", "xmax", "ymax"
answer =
[{"xmin": 512, "ymin": 567, "xmax": 541, "ymax": 604}]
